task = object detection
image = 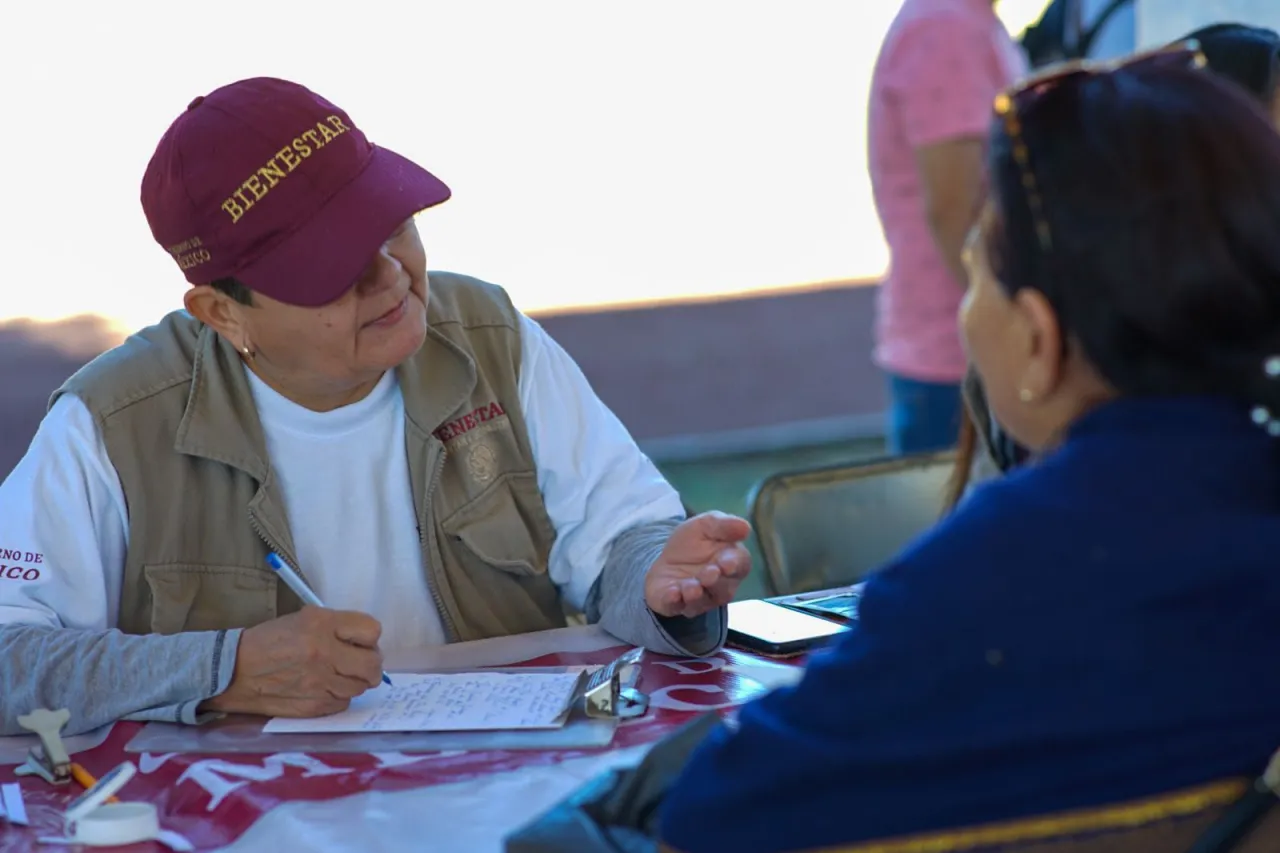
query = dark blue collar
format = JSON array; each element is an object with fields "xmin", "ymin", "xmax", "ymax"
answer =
[{"xmin": 1067, "ymin": 395, "xmax": 1258, "ymax": 440}]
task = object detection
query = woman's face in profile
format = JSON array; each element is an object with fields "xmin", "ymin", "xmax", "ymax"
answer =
[{"xmin": 959, "ymin": 205, "xmax": 1028, "ymax": 445}]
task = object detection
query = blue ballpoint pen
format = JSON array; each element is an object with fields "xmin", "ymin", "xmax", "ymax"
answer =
[{"xmin": 266, "ymin": 552, "xmax": 393, "ymax": 687}]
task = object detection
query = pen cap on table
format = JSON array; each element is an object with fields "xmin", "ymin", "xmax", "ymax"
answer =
[{"xmin": 66, "ymin": 761, "xmax": 135, "ymax": 823}]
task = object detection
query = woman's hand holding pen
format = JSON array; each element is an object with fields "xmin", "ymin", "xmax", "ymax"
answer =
[{"xmin": 201, "ymin": 606, "xmax": 385, "ymax": 719}]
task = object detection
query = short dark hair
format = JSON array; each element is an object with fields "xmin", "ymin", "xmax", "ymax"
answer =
[
  {"xmin": 985, "ymin": 62, "xmax": 1280, "ymax": 409},
  {"xmin": 1183, "ymin": 23, "xmax": 1280, "ymax": 104},
  {"xmin": 210, "ymin": 276, "xmax": 254, "ymax": 306}
]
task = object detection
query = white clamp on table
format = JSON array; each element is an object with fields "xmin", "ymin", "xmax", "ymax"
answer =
[
  {"xmin": 580, "ymin": 647, "xmax": 649, "ymax": 719},
  {"xmin": 14, "ymin": 707, "xmax": 72, "ymax": 785},
  {"xmin": 37, "ymin": 761, "xmax": 193, "ymax": 851}
]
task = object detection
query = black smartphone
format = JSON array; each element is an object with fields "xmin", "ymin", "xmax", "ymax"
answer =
[
  {"xmin": 727, "ymin": 599, "xmax": 850, "ymax": 657},
  {"xmin": 785, "ymin": 590, "xmax": 862, "ymax": 622}
]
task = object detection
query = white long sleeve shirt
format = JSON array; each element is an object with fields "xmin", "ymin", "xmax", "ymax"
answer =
[{"xmin": 0, "ymin": 312, "xmax": 685, "ymax": 654}]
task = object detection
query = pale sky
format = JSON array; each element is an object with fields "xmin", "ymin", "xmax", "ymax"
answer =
[{"xmin": 0, "ymin": 1, "xmax": 1049, "ymax": 335}]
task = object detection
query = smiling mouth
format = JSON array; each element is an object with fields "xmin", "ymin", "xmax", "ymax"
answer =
[{"xmin": 365, "ymin": 297, "xmax": 409, "ymax": 328}]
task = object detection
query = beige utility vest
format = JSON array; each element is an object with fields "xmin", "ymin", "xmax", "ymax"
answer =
[{"xmin": 54, "ymin": 273, "xmax": 566, "ymax": 642}]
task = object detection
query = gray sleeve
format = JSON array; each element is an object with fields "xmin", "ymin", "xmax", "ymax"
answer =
[
  {"xmin": 0, "ymin": 623, "xmax": 241, "ymax": 737},
  {"xmin": 584, "ymin": 518, "xmax": 727, "ymax": 657}
]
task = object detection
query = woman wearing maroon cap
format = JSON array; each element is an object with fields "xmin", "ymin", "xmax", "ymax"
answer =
[{"xmin": 0, "ymin": 78, "xmax": 752, "ymax": 734}]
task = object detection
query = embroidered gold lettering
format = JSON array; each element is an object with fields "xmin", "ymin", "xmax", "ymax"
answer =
[
  {"xmin": 242, "ymin": 173, "xmax": 267, "ymax": 201},
  {"xmin": 166, "ymin": 236, "xmax": 212, "ymax": 269},
  {"xmin": 165, "ymin": 236, "xmax": 204, "ymax": 256},
  {"xmin": 257, "ymin": 159, "xmax": 288, "ymax": 188},
  {"xmin": 275, "ymin": 145, "xmax": 301, "ymax": 171},
  {"xmin": 177, "ymin": 248, "xmax": 212, "ymax": 270},
  {"xmin": 220, "ymin": 117, "xmax": 353, "ymax": 223},
  {"xmin": 221, "ymin": 198, "xmax": 246, "ymax": 223}
]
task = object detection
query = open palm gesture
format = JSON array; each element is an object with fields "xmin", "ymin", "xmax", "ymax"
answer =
[{"xmin": 645, "ymin": 511, "xmax": 752, "ymax": 619}]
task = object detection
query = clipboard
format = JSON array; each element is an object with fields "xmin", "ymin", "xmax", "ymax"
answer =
[{"xmin": 126, "ymin": 648, "xmax": 652, "ymax": 755}]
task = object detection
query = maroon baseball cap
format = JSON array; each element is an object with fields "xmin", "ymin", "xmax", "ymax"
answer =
[{"xmin": 141, "ymin": 77, "xmax": 451, "ymax": 307}]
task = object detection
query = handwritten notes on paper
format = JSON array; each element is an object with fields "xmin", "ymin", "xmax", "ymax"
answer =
[{"xmin": 262, "ymin": 671, "xmax": 585, "ymax": 734}]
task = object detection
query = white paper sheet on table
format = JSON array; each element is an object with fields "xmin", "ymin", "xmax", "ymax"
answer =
[
  {"xmin": 213, "ymin": 743, "xmax": 656, "ymax": 853},
  {"xmin": 727, "ymin": 662, "xmax": 806, "ymax": 691},
  {"xmin": 0, "ymin": 782, "xmax": 28, "ymax": 825},
  {"xmin": 263, "ymin": 671, "xmax": 584, "ymax": 734}
]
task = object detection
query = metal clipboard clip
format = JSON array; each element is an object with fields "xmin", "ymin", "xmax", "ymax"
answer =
[
  {"xmin": 579, "ymin": 648, "xmax": 649, "ymax": 719},
  {"xmin": 14, "ymin": 708, "xmax": 72, "ymax": 786}
]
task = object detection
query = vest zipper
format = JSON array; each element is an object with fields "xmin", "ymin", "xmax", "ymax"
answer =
[
  {"xmin": 422, "ymin": 445, "xmax": 458, "ymax": 642},
  {"xmin": 247, "ymin": 514, "xmax": 312, "ymax": 608}
]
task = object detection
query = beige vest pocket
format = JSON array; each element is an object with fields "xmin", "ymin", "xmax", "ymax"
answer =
[
  {"xmin": 441, "ymin": 471, "xmax": 552, "ymax": 577},
  {"xmin": 143, "ymin": 564, "xmax": 278, "ymax": 634}
]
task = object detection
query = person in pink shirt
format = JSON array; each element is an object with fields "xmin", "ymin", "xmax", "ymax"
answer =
[{"xmin": 868, "ymin": 0, "xmax": 1027, "ymax": 453}]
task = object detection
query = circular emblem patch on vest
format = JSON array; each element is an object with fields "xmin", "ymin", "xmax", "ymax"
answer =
[{"xmin": 467, "ymin": 442, "xmax": 497, "ymax": 484}]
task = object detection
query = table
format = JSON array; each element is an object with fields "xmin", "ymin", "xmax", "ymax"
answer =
[{"xmin": 0, "ymin": 625, "xmax": 800, "ymax": 853}]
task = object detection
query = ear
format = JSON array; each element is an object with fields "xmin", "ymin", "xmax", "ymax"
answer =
[
  {"xmin": 1011, "ymin": 288, "xmax": 1065, "ymax": 401},
  {"xmin": 185, "ymin": 286, "xmax": 251, "ymax": 350}
]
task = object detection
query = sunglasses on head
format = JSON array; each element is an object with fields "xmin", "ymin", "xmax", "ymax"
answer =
[{"xmin": 992, "ymin": 40, "xmax": 1209, "ymax": 253}]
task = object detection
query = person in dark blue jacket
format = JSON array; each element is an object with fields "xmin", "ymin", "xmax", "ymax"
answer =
[
  {"xmin": 661, "ymin": 45, "xmax": 1280, "ymax": 853},
  {"xmin": 949, "ymin": 21, "xmax": 1280, "ymax": 510}
]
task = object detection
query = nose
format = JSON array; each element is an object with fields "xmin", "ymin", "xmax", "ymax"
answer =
[{"xmin": 355, "ymin": 242, "xmax": 402, "ymax": 295}]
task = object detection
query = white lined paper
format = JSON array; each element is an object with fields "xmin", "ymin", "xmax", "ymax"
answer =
[{"xmin": 263, "ymin": 671, "xmax": 583, "ymax": 734}]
